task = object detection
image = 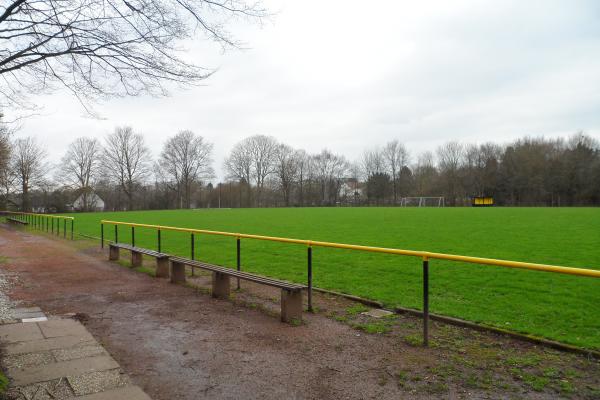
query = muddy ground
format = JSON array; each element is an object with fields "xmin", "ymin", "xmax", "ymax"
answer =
[{"xmin": 0, "ymin": 225, "xmax": 598, "ymax": 399}]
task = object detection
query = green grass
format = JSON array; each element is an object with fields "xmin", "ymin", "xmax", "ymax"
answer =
[{"xmin": 56, "ymin": 207, "xmax": 600, "ymax": 349}]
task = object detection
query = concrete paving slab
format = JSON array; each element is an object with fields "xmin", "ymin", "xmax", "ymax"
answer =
[
  {"xmin": 37, "ymin": 319, "xmax": 90, "ymax": 338},
  {"xmin": 8, "ymin": 355, "xmax": 120, "ymax": 386},
  {"xmin": 0, "ymin": 322, "xmax": 43, "ymax": 343},
  {"xmin": 22, "ymin": 316, "xmax": 49, "ymax": 322},
  {"xmin": 361, "ymin": 309, "xmax": 394, "ymax": 318},
  {"xmin": 52, "ymin": 344, "xmax": 107, "ymax": 362},
  {"xmin": 3, "ymin": 335, "xmax": 96, "ymax": 355},
  {"xmin": 15, "ymin": 311, "xmax": 47, "ymax": 319},
  {"xmin": 68, "ymin": 369, "xmax": 130, "ymax": 396},
  {"xmin": 2, "ymin": 351, "xmax": 55, "ymax": 369},
  {"xmin": 74, "ymin": 385, "xmax": 152, "ymax": 400},
  {"xmin": 7, "ymin": 377, "xmax": 75, "ymax": 400}
]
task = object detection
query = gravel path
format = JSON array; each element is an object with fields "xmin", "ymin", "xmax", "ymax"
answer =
[{"xmin": 0, "ymin": 267, "xmax": 16, "ymax": 321}]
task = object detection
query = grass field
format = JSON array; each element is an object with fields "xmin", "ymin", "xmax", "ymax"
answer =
[{"xmin": 57, "ymin": 207, "xmax": 599, "ymax": 350}]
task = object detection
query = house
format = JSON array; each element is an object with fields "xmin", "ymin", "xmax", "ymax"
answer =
[{"xmin": 72, "ymin": 192, "xmax": 105, "ymax": 211}]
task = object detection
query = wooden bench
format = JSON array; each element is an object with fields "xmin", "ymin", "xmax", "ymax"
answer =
[
  {"xmin": 169, "ymin": 256, "xmax": 307, "ymax": 323},
  {"xmin": 6, "ymin": 217, "xmax": 29, "ymax": 226},
  {"xmin": 108, "ymin": 243, "xmax": 170, "ymax": 278}
]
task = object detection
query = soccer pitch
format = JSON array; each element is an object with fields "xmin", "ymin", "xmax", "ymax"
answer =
[{"xmin": 65, "ymin": 207, "xmax": 600, "ymax": 349}]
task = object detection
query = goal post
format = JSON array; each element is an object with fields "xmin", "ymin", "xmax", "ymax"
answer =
[{"xmin": 400, "ymin": 197, "xmax": 445, "ymax": 207}]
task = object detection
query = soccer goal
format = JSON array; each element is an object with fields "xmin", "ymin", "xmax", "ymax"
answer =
[{"xmin": 400, "ymin": 197, "xmax": 445, "ymax": 207}]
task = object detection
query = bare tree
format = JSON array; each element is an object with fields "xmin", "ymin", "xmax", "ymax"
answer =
[
  {"xmin": 224, "ymin": 139, "xmax": 253, "ymax": 205},
  {"xmin": 437, "ymin": 141, "xmax": 465, "ymax": 205},
  {"xmin": 312, "ymin": 149, "xmax": 348, "ymax": 205},
  {"xmin": 294, "ymin": 149, "xmax": 309, "ymax": 206},
  {"xmin": 59, "ymin": 137, "xmax": 101, "ymax": 211},
  {"xmin": 0, "ymin": 0, "xmax": 267, "ymax": 112},
  {"xmin": 382, "ymin": 140, "xmax": 410, "ymax": 203},
  {"xmin": 0, "ymin": 114, "xmax": 13, "ymax": 208},
  {"xmin": 225, "ymin": 135, "xmax": 278, "ymax": 207},
  {"xmin": 102, "ymin": 126, "xmax": 150, "ymax": 210},
  {"xmin": 361, "ymin": 148, "xmax": 385, "ymax": 179},
  {"xmin": 413, "ymin": 151, "xmax": 437, "ymax": 196},
  {"xmin": 247, "ymin": 135, "xmax": 278, "ymax": 206},
  {"xmin": 159, "ymin": 130, "xmax": 214, "ymax": 208},
  {"xmin": 274, "ymin": 143, "xmax": 299, "ymax": 206},
  {"xmin": 12, "ymin": 136, "xmax": 46, "ymax": 211}
]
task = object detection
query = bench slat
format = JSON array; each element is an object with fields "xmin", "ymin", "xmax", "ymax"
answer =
[
  {"xmin": 109, "ymin": 243, "xmax": 168, "ymax": 258},
  {"xmin": 6, "ymin": 218, "xmax": 29, "ymax": 225},
  {"xmin": 170, "ymin": 256, "xmax": 306, "ymax": 291}
]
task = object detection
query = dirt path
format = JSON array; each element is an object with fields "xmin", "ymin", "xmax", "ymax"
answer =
[{"xmin": 0, "ymin": 226, "xmax": 598, "ymax": 399}]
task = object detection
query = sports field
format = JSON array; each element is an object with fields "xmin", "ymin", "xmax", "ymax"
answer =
[{"xmin": 63, "ymin": 207, "xmax": 600, "ymax": 349}]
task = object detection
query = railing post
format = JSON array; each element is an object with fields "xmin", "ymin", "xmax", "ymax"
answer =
[
  {"xmin": 114, "ymin": 225, "xmax": 118, "ymax": 244},
  {"xmin": 63, "ymin": 219, "xmax": 66, "ymax": 238},
  {"xmin": 308, "ymin": 245, "xmax": 313, "ymax": 312},
  {"xmin": 131, "ymin": 226, "xmax": 135, "ymax": 247},
  {"xmin": 157, "ymin": 229, "xmax": 161, "ymax": 252},
  {"xmin": 46, "ymin": 216, "xmax": 49, "ymax": 232},
  {"xmin": 190, "ymin": 233, "xmax": 195, "ymax": 276},
  {"xmin": 71, "ymin": 219, "xmax": 74, "ymax": 240},
  {"xmin": 236, "ymin": 237, "xmax": 241, "ymax": 290},
  {"xmin": 423, "ymin": 257, "xmax": 429, "ymax": 347},
  {"xmin": 101, "ymin": 223, "xmax": 104, "ymax": 248},
  {"xmin": 51, "ymin": 218, "xmax": 54, "ymax": 234}
]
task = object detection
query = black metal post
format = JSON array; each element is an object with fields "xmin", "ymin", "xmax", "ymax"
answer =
[
  {"xmin": 46, "ymin": 216, "xmax": 49, "ymax": 232},
  {"xmin": 131, "ymin": 226, "xmax": 135, "ymax": 247},
  {"xmin": 423, "ymin": 258, "xmax": 429, "ymax": 347},
  {"xmin": 63, "ymin": 219, "xmax": 66, "ymax": 238},
  {"xmin": 101, "ymin": 224, "xmax": 104, "ymax": 248},
  {"xmin": 191, "ymin": 234, "xmax": 195, "ymax": 260},
  {"xmin": 308, "ymin": 246, "xmax": 313, "ymax": 312},
  {"xmin": 51, "ymin": 218, "xmax": 54, "ymax": 234},
  {"xmin": 71, "ymin": 220, "xmax": 74, "ymax": 240},
  {"xmin": 157, "ymin": 230, "xmax": 161, "ymax": 252},
  {"xmin": 236, "ymin": 237, "xmax": 241, "ymax": 290},
  {"xmin": 114, "ymin": 225, "xmax": 118, "ymax": 243},
  {"xmin": 57, "ymin": 217, "xmax": 60, "ymax": 236},
  {"xmin": 191, "ymin": 233, "xmax": 195, "ymax": 276}
]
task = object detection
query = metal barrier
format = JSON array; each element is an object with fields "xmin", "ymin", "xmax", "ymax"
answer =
[
  {"xmin": 1, "ymin": 211, "xmax": 75, "ymax": 240},
  {"xmin": 100, "ymin": 219, "xmax": 600, "ymax": 346}
]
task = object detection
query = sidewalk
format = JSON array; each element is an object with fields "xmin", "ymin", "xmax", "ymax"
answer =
[{"xmin": 0, "ymin": 313, "xmax": 151, "ymax": 400}]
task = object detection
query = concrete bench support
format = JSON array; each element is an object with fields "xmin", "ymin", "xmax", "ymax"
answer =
[
  {"xmin": 170, "ymin": 261, "xmax": 186, "ymax": 284},
  {"xmin": 156, "ymin": 258, "xmax": 170, "ymax": 278},
  {"xmin": 131, "ymin": 251, "xmax": 142, "ymax": 268},
  {"xmin": 212, "ymin": 271, "xmax": 231, "ymax": 299},
  {"xmin": 281, "ymin": 289, "xmax": 303, "ymax": 323},
  {"xmin": 109, "ymin": 245, "xmax": 120, "ymax": 261}
]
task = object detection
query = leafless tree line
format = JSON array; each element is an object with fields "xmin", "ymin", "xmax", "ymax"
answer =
[
  {"xmin": 218, "ymin": 133, "xmax": 600, "ymax": 208},
  {"xmin": 0, "ymin": 122, "xmax": 599, "ymax": 211},
  {"xmin": 0, "ymin": 122, "xmax": 214, "ymax": 211}
]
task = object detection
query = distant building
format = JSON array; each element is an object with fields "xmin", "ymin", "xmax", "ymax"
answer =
[{"xmin": 72, "ymin": 192, "xmax": 105, "ymax": 211}]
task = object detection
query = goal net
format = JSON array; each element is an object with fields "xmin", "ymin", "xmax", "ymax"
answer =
[{"xmin": 400, "ymin": 197, "xmax": 445, "ymax": 207}]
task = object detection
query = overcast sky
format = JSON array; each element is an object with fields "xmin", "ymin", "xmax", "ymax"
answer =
[{"xmin": 15, "ymin": 0, "xmax": 600, "ymax": 180}]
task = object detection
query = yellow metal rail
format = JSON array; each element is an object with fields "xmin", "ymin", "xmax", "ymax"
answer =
[
  {"xmin": 2, "ymin": 211, "xmax": 74, "ymax": 220},
  {"xmin": 101, "ymin": 219, "xmax": 600, "ymax": 279},
  {"xmin": 2, "ymin": 211, "xmax": 75, "ymax": 240}
]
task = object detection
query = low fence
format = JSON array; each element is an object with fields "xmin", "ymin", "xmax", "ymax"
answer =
[
  {"xmin": 100, "ymin": 219, "xmax": 600, "ymax": 347},
  {"xmin": 1, "ymin": 211, "xmax": 75, "ymax": 240}
]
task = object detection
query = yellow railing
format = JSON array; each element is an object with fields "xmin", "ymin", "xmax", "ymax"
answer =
[
  {"xmin": 1, "ymin": 211, "xmax": 74, "ymax": 220},
  {"xmin": 101, "ymin": 219, "xmax": 600, "ymax": 278},
  {"xmin": 2, "ymin": 211, "xmax": 75, "ymax": 239},
  {"xmin": 100, "ymin": 219, "xmax": 600, "ymax": 347}
]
